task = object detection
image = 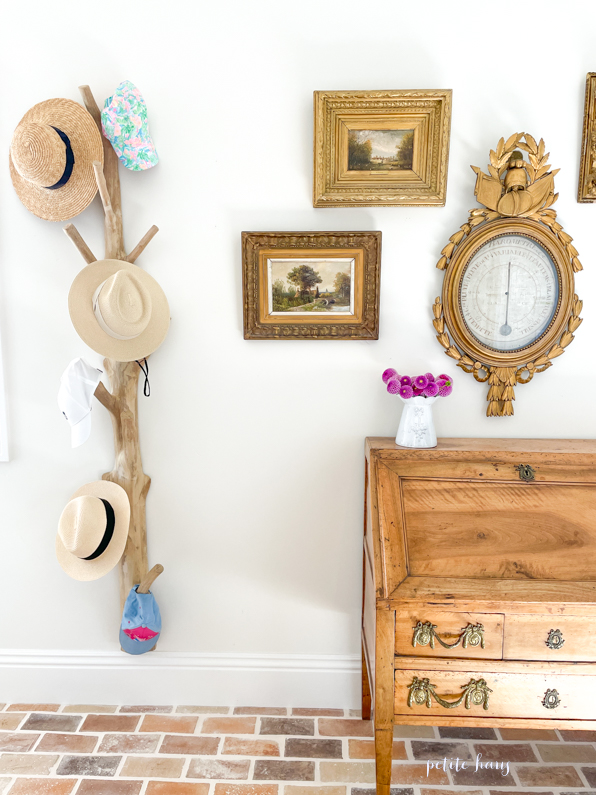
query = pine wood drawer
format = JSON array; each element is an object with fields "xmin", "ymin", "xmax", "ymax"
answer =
[
  {"xmin": 395, "ymin": 610, "xmax": 503, "ymax": 659},
  {"xmin": 504, "ymin": 614, "xmax": 596, "ymax": 662},
  {"xmin": 394, "ymin": 661, "xmax": 596, "ymax": 720}
]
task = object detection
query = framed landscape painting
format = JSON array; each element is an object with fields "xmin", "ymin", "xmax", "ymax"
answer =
[
  {"xmin": 313, "ymin": 89, "xmax": 452, "ymax": 207},
  {"xmin": 242, "ymin": 232, "xmax": 381, "ymax": 339}
]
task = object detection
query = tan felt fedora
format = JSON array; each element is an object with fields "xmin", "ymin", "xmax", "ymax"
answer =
[
  {"xmin": 9, "ymin": 98, "xmax": 104, "ymax": 222},
  {"xmin": 68, "ymin": 259, "xmax": 170, "ymax": 362},
  {"xmin": 56, "ymin": 480, "xmax": 130, "ymax": 581}
]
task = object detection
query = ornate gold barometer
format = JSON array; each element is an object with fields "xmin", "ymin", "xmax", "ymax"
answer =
[{"xmin": 433, "ymin": 133, "xmax": 583, "ymax": 416}]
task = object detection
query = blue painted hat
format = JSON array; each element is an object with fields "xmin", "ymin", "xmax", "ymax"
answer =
[
  {"xmin": 120, "ymin": 585, "xmax": 162, "ymax": 655},
  {"xmin": 101, "ymin": 81, "xmax": 158, "ymax": 171}
]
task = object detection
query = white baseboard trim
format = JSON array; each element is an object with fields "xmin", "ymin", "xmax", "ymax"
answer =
[{"xmin": 0, "ymin": 650, "xmax": 361, "ymax": 707}]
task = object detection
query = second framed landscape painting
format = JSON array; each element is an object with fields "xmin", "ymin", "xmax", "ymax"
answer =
[{"xmin": 242, "ymin": 232, "xmax": 381, "ymax": 339}]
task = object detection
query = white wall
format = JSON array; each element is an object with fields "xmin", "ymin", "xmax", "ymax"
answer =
[{"xmin": 0, "ymin": 0, "xmax": 595, "ymax": 704}]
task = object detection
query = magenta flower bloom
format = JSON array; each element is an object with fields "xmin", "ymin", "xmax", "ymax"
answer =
[
  {"xmin": 382, "ymin": 368, "xmax": 399, "ymax": 384},
  {"xmin": 399, "ymin": 384, "xmax": 414, "ymax": 399},
  {"xmin": 414, "ymin": 375, "xmax": 428, "ymax": 390},
  {"xmin": 400, "ymin": 375, "xmax": 412, "ymax": 386},
  {"xmin": 438, "ymin": 384, "xmax": 453, "ymax": 397},
  {"xmin": 423, "ymin": 381, "xmax": 439, "ymax": 397},
  {"xmin": 425, "ymin": 372, "xmax": 435, "ymax": 382},
  {"xmin": 386, "ymin": 378, "xmax": 401, "ymax": 394},
  {"xmin": 438, "ymin": 374, "xmax": 453, "ymax": 385}
]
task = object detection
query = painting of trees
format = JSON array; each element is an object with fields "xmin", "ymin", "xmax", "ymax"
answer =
[
  {"xmin": 287, "ymin": 264, "xmax": 322, "ymax": 295},
  {"xmin": 334, "ymin": 271, "xmax": 351, "ymax": 300},
  {"xmin": 395, "ymin": 131, "xmax": 414, "ymax": 170},
  {"xmin": 348, "ymin": 132, "xmax": 372, "ymax": 170}
]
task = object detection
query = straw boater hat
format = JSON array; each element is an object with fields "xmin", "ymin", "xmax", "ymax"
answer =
[
  {"xmin": 56, "ymin": 481, "xmax": 130, "ymax": 581},
  {"xmin": 68, "ymin": 259, "xmax": 170, "ymax": 362},
  {"xmin": 9, "ymin": 98, "xmax": 104, "ymax": 222}
]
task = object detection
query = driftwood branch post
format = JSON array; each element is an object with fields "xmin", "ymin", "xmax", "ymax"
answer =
[{"xmin": 66, "ymin": 84, "xmax": 162, "ymax": 612}]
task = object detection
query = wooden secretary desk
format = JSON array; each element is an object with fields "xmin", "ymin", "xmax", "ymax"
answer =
[{"xmin": 363, "ymin": 438, "xmax": 596, "ymax": 795}]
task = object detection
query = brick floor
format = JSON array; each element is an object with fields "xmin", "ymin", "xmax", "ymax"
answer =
[{"xmin": 0, "ymin": 704, "xmax": 593, "ymax": 792}]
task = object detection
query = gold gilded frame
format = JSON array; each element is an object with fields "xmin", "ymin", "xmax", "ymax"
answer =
[
  {"xmin": 242, "ymin": 231, "xmax": 381, "ymax": 340},
  {"xmin": 433, "ymin": 133, "xmax": 583, "ymax": 416},
  {"xmin": 313, "ymin": 90, "xmax": 452, "ymax": 207},
  {"xmin": 578, "ymin": 72, "xmax": 596, "ymax": 203}
]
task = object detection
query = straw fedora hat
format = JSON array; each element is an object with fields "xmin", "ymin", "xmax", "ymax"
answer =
[
  {"xmin": 9, "ymin": 98, "xmax": 104, "ymax": 222},
  {"xmin": 68, "ymin": 259, "xmax": 170, "ymax": 362},
  {"xmin": 56, "ymin": 480, "xmax": 130, "ymax": 581}
]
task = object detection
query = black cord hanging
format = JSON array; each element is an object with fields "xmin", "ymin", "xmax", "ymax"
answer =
[{"xmin": 136, "ymin": 358, "xmax": 150, "ymax": 397}]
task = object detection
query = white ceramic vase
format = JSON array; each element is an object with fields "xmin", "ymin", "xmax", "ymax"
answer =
[{"xmin": 395, "ymin": 395, "xmax": 437, "ymax": 448}]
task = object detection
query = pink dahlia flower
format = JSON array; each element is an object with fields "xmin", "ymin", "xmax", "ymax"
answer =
[
  {"xmin": 400, "ymin": 375, "xmax": 412, "ymax": 386},
  {"xmin": 382, "ymin": 368, "xmax": 398, "ymax": 384},
  {"xmin": 425, "ymin": 372, "xmax": 435, "ymax": 382},
  {"xmin": 423, "ymin": 381, "xmax": 439, "ymax": 397},
  {"xmin": 399, "ymin": 384, "xmax": 414, "ymax": 399},
  {"xmin": 414, "ymin": 375, "xmax": 428, "ymax": 390},
  {"xmin": 387, "ymin": 378, "xmax": 401, "ymax": 394},
  {"xmin": 438, "ymin": 384, "xmax": 453, "ymax": 397},
  {"xmin": 438, "ymin": 374, "xmax": 453, "ymax": 384}
]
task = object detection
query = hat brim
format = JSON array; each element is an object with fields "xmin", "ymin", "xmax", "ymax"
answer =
[
  {"xmin": 71, "ymin": 412, "xmax": 92, "ymax": 448},
  {"xmin": 68, "ymin": 259, "xmax": 170, "ymax": 362},
  {"xmin": 119, "ymin": 628, "xmax": 160, "ymax": 655},
  {"xmin": 10, "ymin": 98, "xmax": 104, "ymax": 222},
  {"xmin": 56, "ymin": 480, "xmax": 130, "ymax": 581}
]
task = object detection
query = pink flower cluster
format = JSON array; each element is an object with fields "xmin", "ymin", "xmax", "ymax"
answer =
[{"xmin": 382, "ymin": 369, "xmax": 453, "ymax": 399}]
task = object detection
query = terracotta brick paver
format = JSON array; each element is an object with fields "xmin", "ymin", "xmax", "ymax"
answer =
[
  {"xmin": 99, "ymin": 733, "xmax": 161, "ymax": 754},
  {"xmin": 319, "ymin": 762, "xmax": 375, "ymax": 783},
  {"xmin": 120, "ymin": 705, "xmax": 173, "ymax": 714},
  {"xmin": 140, "ymin": 715, "xmax": 198, "ymax": 734},
  {"xmin": 560, "ymin": 729, "xmax": 596, "ymax": 741},
  {"xmin": 292, "ymin": 709, "xmax": 344, "ymax": 717},
  {"xmin": 285, "ymin": 739, "xmax": 342, "ymax": 759},
  {"xmin": 121, "ymin": 756, "xmax": 185, "ymax": 778},
  {"xmin": 223, "ymin": 737, "xmax": 279, "ymax": 756},
  {"xmin": 22, "ymin": 714, "xmax": 82, "ymax": 732},
  {"xmin": 37, "ymin": 732, "xmax": 99, "ymax": 753},
  {"xmin": 0, "ymin": 753, "xmax": 58, "ymax": 774},
  {"xmin": 176, "ymin": 706, "xmax": 229, "ymax": 714},
  {"xmin": 8, "ymin": 704, "xmax": 60, "ymax": 713},
  {"xmin": 80, "ymin": 715, "xmax": 140, "ymax": 733},
  {"xmin": 473, "ymin": 741, "xmax": 537, "ymax": 762},
  {"xmin": 254, "ymin": 760, "xmax": 315, "ymax": 781},
  {"xmin": 214, "ymin": 787, "xmax": 278, "ymax": 795},
  {"xmin": 516, "ymin": 764, "xmax": 584, "ymax": 787},
  {"xmin": 203, "ymin": 717, "xmax": 256, "ymax": 735},
  {"xmin": 147, "ymin": 785, "xmax": 210, "ymax": 795},
  {"xmin": 499, "ymin": 727, "xmax": 558, "ymax": 740},
  {"xmin": 160, "ymin": 735, "xmax": 220, "ymax": 755},
  {"xmin": 56, "ymin": 755, "xmax": 121, "ymax": 776},
  {"xmin": 8, "ymin": 780, "xmax": 77, "ymax": 794},
  {"xmin": 187, "ymin": 759, "xmax": 251, "ymax": 779},
  {"xmin": 233, "ymin": 707, "xmax": 287, "ymax": 716},
  {"xmin": 260, "ymin": 719, "xmax": 314, "ymax": 737},
  {"xmin": 0, "ymin": 715, "xmax": 25, "ymax": 731},
  {"xmin": 348, "ymin": 739, "xmax": 407, "ymax": 760},
  {"xmin": 0, "ymin": 732, "xmax": 40, "ymax": 751},
  {"xmin": 319, "ymin": 720, "xmax": 373, "ymax": 737},
  {"xmin": 77, "ymin": 782, "xmax": 143, "ymax": 794},
  {"xmin": 538, "ymin": 741, "xmax": 596, "ymax": 762},
  {"xmin": 63, "ymin": 705, "xmax": 118, "ymax": 714},
  {"xmin": 285, "ymin": 789, "xmax": 345, "ymax": 795},
  {"xmin": 391, "ymin": 763, "xmax": 449, "ymax": 785}
]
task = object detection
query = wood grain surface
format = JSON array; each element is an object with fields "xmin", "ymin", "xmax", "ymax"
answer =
[
  {"xmin": 504, "ymin": 613, "xmax": 596, "ymax": 662},
  {"xmin": 404, "ymin": 479, "xmax": 596, "ymax": 581}
]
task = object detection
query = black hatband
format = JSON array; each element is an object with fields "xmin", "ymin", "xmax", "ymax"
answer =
[
  {"xmin": 82, "ymin": 499, "xmax": 115, "ymax": 560},
  {"xmin": 45, "ymin": 127, "xmax": 75, "ymax": 190}
]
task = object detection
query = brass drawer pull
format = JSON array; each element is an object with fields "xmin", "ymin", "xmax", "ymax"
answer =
[
  {"xmin": 408, "ymin": 676, "xmax": 492, "ymax": 710},
  {"xmin": 546, "ymin": 628, "xmax": 565, "ymax": 650},
  {"xmin": 412, "ymin": 621, "xmax": 485, "ymax": 650},
  {"xmin": 515, "ymin": 463, "xmax": 535, "ymax": 481},
  {"xmin": 543, "ymin": 688, "xmax": 561, "ymax": 709}
]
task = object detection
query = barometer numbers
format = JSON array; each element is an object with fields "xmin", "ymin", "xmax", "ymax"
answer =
[{"xmin": 460, "ymin": 235, "xmax": 558, "ymax": 352}]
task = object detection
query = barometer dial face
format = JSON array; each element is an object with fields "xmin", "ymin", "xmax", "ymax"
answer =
[{"xmin": 459, "ymin": 233, "xmax": 560, "ymax": 352}]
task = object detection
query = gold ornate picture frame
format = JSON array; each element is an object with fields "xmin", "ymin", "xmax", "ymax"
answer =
[
  {"xmin": 578, "ymin": 72, "xmax": 596, "ymax": 202},
  {"xmin": 242, "ymin": 232, "xmax": 381, "ymax": 339},
  {"xmin": 313, "ymin": 90, "xmax": 452, "ymax": 207}
]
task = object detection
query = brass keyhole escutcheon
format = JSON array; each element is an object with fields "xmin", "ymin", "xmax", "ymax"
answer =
[
  {"xmin": 515, "ymin": 464, "xmax": 535, "ymax": 481},
  {"xmin": 546, "ymin": 629, "xmax": 565, "ymax": 650},
  {"xmin": 542, "ymin": 688, "xmax": 561, "ymax": 709}
]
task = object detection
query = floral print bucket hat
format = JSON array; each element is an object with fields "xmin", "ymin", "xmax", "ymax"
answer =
[{"xmin": 101, "ymin": 81, "xmax": 158, "ymax": 171}]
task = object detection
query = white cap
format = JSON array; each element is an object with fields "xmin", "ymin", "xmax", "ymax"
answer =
[{"xmin": 57, "ymin": 358, "xmax": 103, "ymax": 448}]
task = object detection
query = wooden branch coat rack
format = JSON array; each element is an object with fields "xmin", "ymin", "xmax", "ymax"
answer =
[{"xmin": 64, "ymin": 85, "xmax": 163, "ymax": 617}]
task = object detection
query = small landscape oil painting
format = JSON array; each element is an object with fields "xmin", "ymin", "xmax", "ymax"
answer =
[
  {"xmin": 267, "ymin": 258, "xmax": 354, "ymax": 315},
  {"xmin": 348, "ymin": 129, "xmax": 414, "ymax": 171}
]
